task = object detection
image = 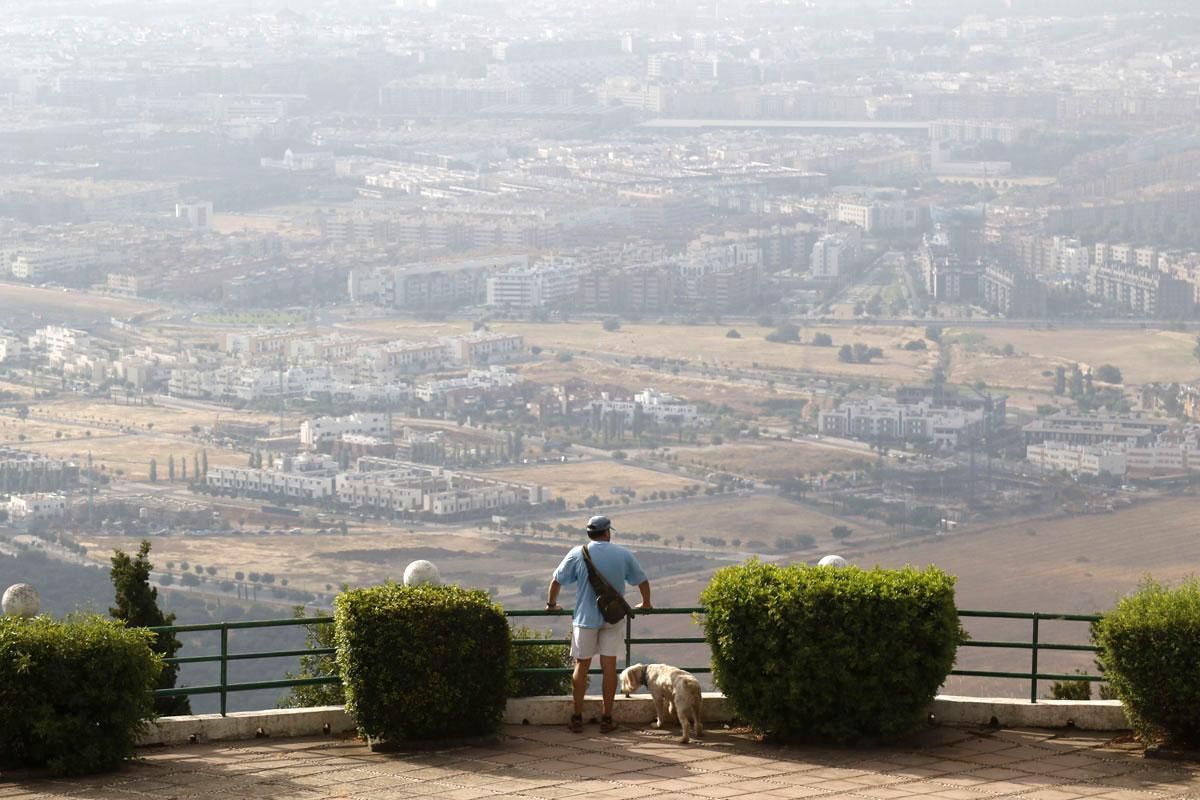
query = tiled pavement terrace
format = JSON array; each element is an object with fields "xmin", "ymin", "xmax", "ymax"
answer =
[{"xmin": 5, "ymin": 723, "xmax": 1200, "ymax": 800}]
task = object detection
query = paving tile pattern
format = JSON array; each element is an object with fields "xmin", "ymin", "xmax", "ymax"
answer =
[{"xmin": 4, "ymin": 724, "xmax": 1200, "ymax": 799}]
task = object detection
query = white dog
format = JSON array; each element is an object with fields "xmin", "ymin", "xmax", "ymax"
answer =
[{"xmin": 619, "ymin": 662, "xmax": 704, "ymax": 743}]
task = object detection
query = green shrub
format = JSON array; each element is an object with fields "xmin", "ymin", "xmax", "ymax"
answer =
[
  {"xmin": 1046, "ymin": 670, "xmax": 1093, "ymax": 700},
  {"xmin": 509, "ymin": 625, "xmax": 572, "ymax": 697},
  {"xmin": 335, "ymin": 583, "xmax": 510, "ymax": 743},
  {"xmin": 701, "ymin": 561, "xmax": 961, "ymax": 744},
  {"xmin": 280, "ymin": 609, "xmax": 343, "ymax": 709},
  {"xmin": 1094, "ymin": 578, "xmax": 1200, "ymax": 745},
  {"xmin": 0, "ymin": 615, "xmax": 161, "ymax": 776}
]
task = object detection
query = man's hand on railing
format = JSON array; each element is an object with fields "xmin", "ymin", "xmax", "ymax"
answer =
[
  {"xmin": 544, "ymin": 603, "xmax": 562, "ymax": 612},
  {"xmin": 633, "ymin": 602, "xmax": 652, "ymax": 613}
]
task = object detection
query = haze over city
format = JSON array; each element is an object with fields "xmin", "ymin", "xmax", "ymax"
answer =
[{"xmin": 4, "ymin": 0, "xmax": 1200, "ymax": 710}]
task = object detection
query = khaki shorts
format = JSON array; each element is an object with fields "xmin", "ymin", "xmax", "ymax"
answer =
[{"xmin": 570, "ymin": 622, "xmax": 623, "ymax": 659}]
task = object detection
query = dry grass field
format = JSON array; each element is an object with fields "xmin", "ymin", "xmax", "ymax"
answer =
[
  {"xmin": 595, "ymin": 494, "xmax": 883, "ymax": 550},
  {"xmin": 947, "ymin": 325, "xmax": 1200, "ymax": 389},
  {"xmin": 679, "ymin": 439, "xmax": 872, "ymax": 479},
  {"xmin": 30, "ymin": 434, "xmax": 245, "ymax": 480},
  {"xmin": 483, "ymin": 460, "xmax": 700, "ymax": 505},
  {"xmin": 856, "ymin": 495, "xmax": 1200, "ymax": 614},
  {"xmin": 80, "ymin": 529, "xmax": 495, "ymax": 593}
]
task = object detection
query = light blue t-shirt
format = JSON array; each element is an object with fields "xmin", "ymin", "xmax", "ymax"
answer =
[{"xmin": 552, "ymin": 541, "xmax": 648, "ymax": 629}]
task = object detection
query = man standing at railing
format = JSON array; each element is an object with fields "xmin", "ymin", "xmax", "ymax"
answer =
[{"xmin": 546, "ymin": 515, "xmax": 651, "ymax": 734}]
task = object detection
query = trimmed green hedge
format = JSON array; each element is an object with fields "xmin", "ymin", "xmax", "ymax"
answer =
[
  {"xmin": 701, "ymin": 561, "xmax": 961, "ymax": 743},
  {"xmin": 509, "ymin": 625, "xmax": 572, "ymax": 697},
  {"xmin": 334, "ymin": 583, "xmax": 510, "ymax": 742},
  {"xmin": 0, "ymin": 615, "xmax": 161, "ymax": 776},
  {"xmin": 1094, "ymin": 578, "xmax": 1200, "ymax": 745}
]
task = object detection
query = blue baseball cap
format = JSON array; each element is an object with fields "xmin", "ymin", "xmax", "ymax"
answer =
[{"xmin": 586, "ymin": 515, "xmax": 612, "ymax": 534}]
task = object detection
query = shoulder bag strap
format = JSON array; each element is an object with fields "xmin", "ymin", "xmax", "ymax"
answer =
[{"xmin": 581, "ymin": 544, "xmax": 634, "ymax": 618}]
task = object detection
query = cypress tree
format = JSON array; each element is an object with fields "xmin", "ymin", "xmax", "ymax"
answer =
[{"xmin": 109, "ymin": 541, "xmax": 190, "ymax": 715}]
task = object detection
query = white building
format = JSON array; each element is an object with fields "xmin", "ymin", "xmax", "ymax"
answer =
[
  {"xmin": 835, "ymin": 200, "xmax": 925, "ymax": 234},
  {"xmin": 336, "ymin": 461, "xmax": 545, "ymax": 516},
  {"xmin": 10, "ymin": 249, "xmax": 95, "ymax": 281},
  {"xmin": 1125, "ymin": 444, "xmax": 1192, "ymax": 473},
  {"xmin": 819, "ymin": 396, "xmax": 986, "ymax": 448},
  {"xmin": 1052, "ymin": 237, "xmax": 1090, "ymax": 275},
  {"xmin": 414, "ymin": 367, "xmax": 523, "ymax": 402},
  {"xmin": 444, "ymin": 331, "xmax": 525, "ymax": 366},
  {"xmin": 29, "ymin": 325, "xmax": 90, "ymax": 358},
  {"xmin": 591, "ymin": 388, "xmax": 703, "ymax": 426},
  {"xmin": 1025, "ymin": 441, "xmax": 1127, "ymax": 477},
  {"xmin": 0, "ymin": 335, "xmax": 23, "ymax": 362},
  {"xmin": 300, "ymin": 413, "xmax": 392, "ymax": 448},
  {"xmin": 205, "ymin": 454, "xmax": 339, "ymax": 500},
  {"xmin": 6, "ymin": 492, "xmax": 67, "ymax": 520},
  {"xmin": 175, "ymin": 201, "xmax": 213, "ymax": 229},
  {"xmin": 810, "ymin": 233, "xmax": 859, "ymax": 280},
  {"xmin": 356, "ymin": 340, "xmax": 448, "ymax": 377},
  {"xmin": 486, "ymin": 262, "xmax": 580, "ymax": 309}
]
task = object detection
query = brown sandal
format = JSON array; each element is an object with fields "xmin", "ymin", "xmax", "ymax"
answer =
[
  {"xmin": 568, "ymin": 714, "xmax": 583, "ymax": 733},
  {"xmin": 600, "ymin": 715, "xmax": 617, "ymax": 734}
]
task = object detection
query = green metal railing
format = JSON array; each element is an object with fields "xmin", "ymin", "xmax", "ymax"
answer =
[{"xmin": 151, "ymin": 607, "xmax": 1103, "ymax": 716}]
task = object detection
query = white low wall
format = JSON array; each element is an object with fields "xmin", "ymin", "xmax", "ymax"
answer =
[{"xmin": 138, "ymin": 694, "xmax": 1130, "ymax": 747}]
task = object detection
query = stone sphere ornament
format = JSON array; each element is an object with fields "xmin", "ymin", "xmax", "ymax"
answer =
[
  {"xmin": 817, "ymin": 555, "xmax": 849, "ymax": 568},
  {"xmin": 2, "ymin": 583, "xmax": 40, "ymax": 618},
  {"xmin": 403, "ymin": 560, "xmax": 441, "ymax": 587}
]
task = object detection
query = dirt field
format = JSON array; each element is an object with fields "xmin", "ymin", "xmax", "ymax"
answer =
[
  {"xmin": 25, "ymin": 398, "xmax": 284, "ymax": 436},
  {"xmin": 0, "ymin": 282, "xmax": 161, "ymax": 323},
  {"xmin": 77, "ymin": 526, "xmax": 727, "ymax": 618},
  {"xmin": 519, "ymin": 357, "xmax": 810, "ymax": 415},
  {"xmin": 347, "ymin": 319, "xmax": 936, "ymax": 383},
  {"xmin": 679, "ymin": 439, "xmax": 873, "ymax": 479},
  {"xmin": 483, "ymin": 460, "xmax": 700, "ymax": 505},
  {"xmin": 854, "ymin": 495, "xmax": 1200, "ymax": 614},
  {"xmin": 0, "ymin": 398, "xmax": 284, "ymax": 479}
]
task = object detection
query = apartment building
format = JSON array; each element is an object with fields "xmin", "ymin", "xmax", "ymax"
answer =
[
  {"xmin": 224, "ymin": 328, "xmax": 298, "ymax": 359},
  {"xmin": 1022, "ymin": 413, "xmax": 1169, "ymax": 448},
  {"xmin": 0, "ymin": 448, "xmax": 78, "ymax": 492},
  {"xmin": 350, "ymin": 256, "xmax": 527, "ymax": 310},
  {"xmin": 810, "ymin": 233, "xmax": 859, "ymax": 280},
  {"xmin": 106, "ymin": 272, "xmax": 162, "ymax": 297},
  {"xmin": 6, "ymin": 492, "xmax": 67, "ymax": 520},
  {"xmin": 336, "ymin": 461, "xmax": 545, "ymax": 517},
  {"xmin": 356, "ymin": 340, "xmax": 448, "ymax": 377},
  {"xmin": 486, "ymin": 261, "xmax": 580, "ymax": 308},
  {"xmin": 10, "ymin": 248, "xmax": 96, "ymax": 281},
  {"xmin": 206, "ymin": 454, "xmax": 340, "ymax": 501},
  {"xmin": 980, "ymin": 263, "xmax": 1046, "ymax": 317},
  {"xmin": 589, "ymin": 388, "xmax": 703, "ymax": 427},
  {"xmin": 444, "ymin": 332, "xmax": 525, "ymax": 366},
  {"xmin": 1025, "ymin": 441, "xmax": 1126, "ymax": 477},
  {"xmin": 835, "ymin": 199, "xmax": 927, "ymax": 234},
  {"xmin": 819, "ymin": 396, "xmax": 986, "ymax": 448},
  {"xmin": 1089, "ymin": 263, "xmax": 1193, "ymax": 318}
]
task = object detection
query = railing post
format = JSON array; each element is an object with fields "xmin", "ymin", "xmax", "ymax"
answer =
[
  {"xmin": 220, "ymin": 623, "xmax": 229, "ymax": 717},
  {"xmin": 1029, "ymin": 613, "xmax": 1040, "ymax": 704},
  {"xmin": 625, "ymin": 614, "xmax": 632, "ymax": 667}
]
